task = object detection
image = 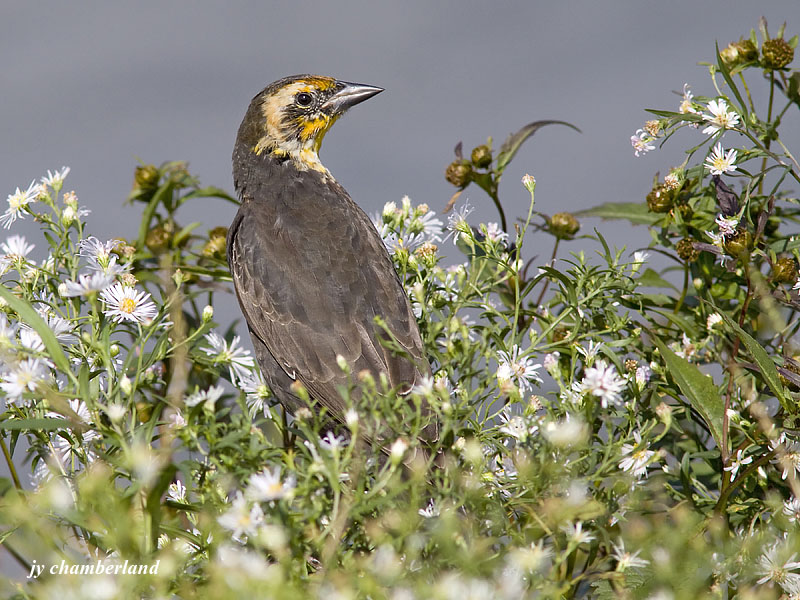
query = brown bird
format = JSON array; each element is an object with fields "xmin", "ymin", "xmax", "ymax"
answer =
[{"xmin": 227, "ymin": 75, "xmax": 436, "ymax": 448}]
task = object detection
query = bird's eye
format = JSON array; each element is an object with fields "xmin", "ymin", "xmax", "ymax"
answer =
[{"xmin": 296, "ymin": 92, "xmax": 313, "ymax": 107}]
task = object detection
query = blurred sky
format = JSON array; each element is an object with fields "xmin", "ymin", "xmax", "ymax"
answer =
[{"xmin": 1, "ymin": 0, "xmax": 800, "ymax": 579}]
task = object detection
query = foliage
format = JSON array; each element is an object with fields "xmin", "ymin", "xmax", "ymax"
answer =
[{"xmin": 1, "ymin": 18, "xmax": 800, "ymax": 599}]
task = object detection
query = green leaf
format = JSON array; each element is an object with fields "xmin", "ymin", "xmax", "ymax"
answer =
[
  {"xmin": 787, "ymin": 72, "xmax": 800, "ymax": 108},
  {"xmin": 715, "ymin": 42, "xmax": 746, "ymax": 113},
  {"xmin": 637, "ymin": 268, "xmax": 677, "ymax": 289},
  {"xmin": 136, "ymin": 179, "xmax": 175, "ymax": 249},
  {"xmin": 495, "ymin": 120, "xmax": 581, "ymax": 177},
  {"xmin": 179, "ymin": 186, "xmax": 239, "ymax": 206},
  {"xmin": 654, "ymin": 338, "xmax": 724, "ymax": 450},
  {"xmin": 575, "ymin": 202, "xmax": 662, "ymax": 225},
  {"xmin": 0, "ymin": 287, "xmax": 73, "ymax": 378},
  {"xmin": 713, "ymin": 309, "xmax": 793, "ymax": 413},
  {"xmin": 0, "ymin": 418, "xmax": 72, "ymax": 431}
]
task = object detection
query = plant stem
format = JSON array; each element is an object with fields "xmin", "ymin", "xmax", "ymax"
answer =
[
  {"xmin": 535, "ymin": 238, "xmax": 561, "ymax": 307},
  {"xmin": 0, "ymin": 435, "xmax": 21, "ymax": 489}
]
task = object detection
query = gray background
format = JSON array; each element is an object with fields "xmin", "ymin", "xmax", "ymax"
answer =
[{"xmin": 2, "ymin": 0, "xmax": 799, "ymax": 580}]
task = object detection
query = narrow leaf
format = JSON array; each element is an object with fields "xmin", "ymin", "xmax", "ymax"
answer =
[
  {"xmin": 715, "ymin": 42, "xmax": 747, "ymax": 112},
  {"xmin": 0, "ymin": 418, "xmax": 72, "ymax": 431},
  {"xmin": 714, "ymin": 309, "xmax": 793, "ymax": 412},
  {"xmin": 495, "ymin": 120, "xmax": 581, "ymax": 176},
  {"xmin": 575, "ymin": 202, "xmax": 662, "ymax": 225},
  {"xmin": 654, "ymin": 338, "xmax": 724, "ymax": 449},
  {"xmin": 0, "ymin": 287, "xmax": 73, "ymax": 378}
]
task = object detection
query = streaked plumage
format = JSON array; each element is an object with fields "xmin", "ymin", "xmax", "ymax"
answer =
[{"xmin": 227, "ymin": 75, "xmax": 435, "ymax": 444}]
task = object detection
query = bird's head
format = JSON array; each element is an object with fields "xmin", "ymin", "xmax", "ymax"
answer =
[{"xmin": 237, "ymin": 74, "xmax": 383, "ymax": 173}]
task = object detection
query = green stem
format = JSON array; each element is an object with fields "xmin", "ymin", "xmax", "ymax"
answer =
[
  {"xmin": 535, "ymin": 238, "xmax": 560, "ymax": 307},
  {"xmin": 0, "ymin": 435, "xmax": 21, "ymax": 489}
]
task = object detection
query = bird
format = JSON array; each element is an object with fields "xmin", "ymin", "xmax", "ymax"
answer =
[{"xmin": 227, "ymin": 74, "xmax": 437, "ymax": 451}]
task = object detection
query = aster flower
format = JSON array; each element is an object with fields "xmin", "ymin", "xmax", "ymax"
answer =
[
  {"xmin": 498, "ymin": 414, "xmax": 536, "ymax": 442},
  {"xmin": 483, "ymin": 222, "xmax": 508, "ymax": 244},
  {"xmin": 418, "ymin": 499, "xmax": 440, "ymax": 518},
  {"xmin": 772, "ymin": 437, "xmax": 800, "ymax": 480},
  {"xmin": 496, "ymin": 344, "xmax": 543, "ymax": 394},
  {"xmin": 413, "ymin": 209, "xmax": 444, "ymax": 243},
  {"xmin": 577, "ymin": 340, "xmax": 605, "ymax": 365},
  {"xmin": 167, "ymin": 480, "xmax": 186, "ymax": 503},
  {"xmin": 715, "ymin": 213, "xmax": 739, "ymax": 238},
  {"xmin": 100, "ymin": 282, "xmax": 158, "ymax": 324},
  {"xmin": 707, "ymin": 313, "xmax": 723, "ymax": 330},
  {"xmin": 562, "ymin": 521, "xmax": 595, "ymax": 546},
  {"xmin": 18, "ymin": 328, "xmax": 45, "ymax": 354},
  {"xmin": 246, "ymin": 466, "xmax": 294, "ymax": 502},
  {"xmin": 701, "ymin": 98, "xmax": 740, "ymax": 135},
  {"xmin": 678, "ymin": 83, "xmax": 698, "ymax": 116},
  {"xmin": 218, "ymin": 491, "xmax": 264, "ymax": 543},
  {"xmin": 411, "ymin": 375, "xmax": 435, "ymax": 396},
  {"xmin": 611, "ymin": 539, "xmax": 650, "ymax": 571},
  {"xmin": 1, "ymin": 235, "xmax": 35, "ymax": 261},
  {"xmin": 543, "ymin": 352, "xmax": 560, "ymax": 376},
  {"xmin": 26, "ymin": 311, "xmax": 76, "ymax": 345},
  {"xmin": 756, "ymin": 543, "xmax": 800, "ymax": 589},
  {"xmin": 185, "ymin": 384, "xmax": 225, "ymax": 409},
  {"xmin": 62, "ymin": 271, "xmax": 115, "ymax": 297},
  {"xmin": 619, "ymin": 431, "xmax": 656, "ymax": 478},
  {"xmin": 783, "ymin": 497, "xmax": 800, "ymax": 523},
  {"xmin": 704, "ymin": 142, "xmax": 738, "ymax": 175},
  {"xmin": 723, "ymin": 448, "xmax": 753, "ymax": 481},
  {"xmin": 543, "ymin": 414, "xmax": 588, "ymax": 447},
  {"xmin": 237, "ymin": 370, "xmax": 272, "ymax": 418},
  {"xmin": 1, "ymin": 180, "xmax": 42, "ymax": 229},
  {"xmin": 630, "ymin": 128, "xmax": 655, "ymax": 157},
  {"xmin": 445, "ymin": 200, "xmax": 474, "ymax": 244},
  {"xmin": 200, "ymin": 332, "xmax": 256, "ymax": 382},
  {"xmin": 632, "ymin": 251, "xmax": 649, "ymax": 269},
  {"xmin": 1, "ymin": 357, "xmax": 49, "ymax": 403},
  {"xmin": 581, "ymin": 360, "xmax": 626, "ymax": 408},
  {"xmin": 319, "ymin": 431, "xmax": 345, "ymax": 452},
  {"xmin": 40, "ymin": 167, "xmax": 71, "ymax": 189},
  {"xmin": 634, "ymin": 364, "xmax": 651, "ymax": 388},
  {"xmin": 45, "ymin": 399, "xmax": 100, "ymax": 451},
  {"xmin": 79, "ymin": 237, "xmax": 128, "ymax": 276}
]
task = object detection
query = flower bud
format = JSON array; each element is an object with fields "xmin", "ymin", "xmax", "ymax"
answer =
[
  {"xmin": 336, "ymin": 354, "xmax": 349, "ymax": 372},
  {"xmin": 134, "ymin": 164, "xmax": 160, "ymax": 191},
  {"xmin": 345, "ymin": 408, "xmax": 359, "ymax": 428},
  {"xmin": 470, "ymin": 144, "xmax": 492, "ymax": 168},
  {"xmin": 202, "ymin": 226, "xmax": 228, "ymax": 258},
  {"xmin": 722, "ymin": 228, "xmax": 753, "ymax": 260},
  {"xmin": 549, "ymin": 212, "xmax": 580, "ymax": 239},
  {"xmin": 761, "ymin": 38, "xmax": 794, "ymax": 69},
  {"xmin": 675, "ymin": 238, "xmax": 700, "ymax": 262},
  {"xmin": 120, "ymin": 375, "xmax": 132, "ymax": 395},
  {"xmin": 390, "ymin": 438, "xmax": 408, "ymax": 464},
  {"xmin": 61, "ymin": 205, "xmax": 76, "ymax": 225},
  {"xmin": 202, "ymin": 305, "xmax": 214, "ymax": 322},
  {"xmin": 109, "ymin": 343, "xmax": 120, "ymax": 357},
  {"xmin": 445, "ymin": 161, "xmax": 472, "ymax": 188},
  {"xmin": 521, "ymin": 174, "xmax": 536, "ymax": 195},
  {"xmin": 655, "ymin": 402, "xmax": 673, "ymax": 425},
  {"xmin": 734, "ymin": 38, "xmax": 758, "ymax": 62},
  {"xmin": 646, "ymin": 184, "xmax": 675, "ymax": 213},
  {"xmin": 106, "ymin": 403, "xmax": 127, "ymax": 423},
  {"xmin": 771, "ymin": 257, "xmax": 798, "ymax": 284},
  {"xmin": 145, "ymin": 222, "xmax": 173, "ymax": 253}
]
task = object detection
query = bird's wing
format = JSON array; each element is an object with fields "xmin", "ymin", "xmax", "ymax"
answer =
[{"xmin": 227, "ymin": 177, "xmax": 429, "ymax": 423}]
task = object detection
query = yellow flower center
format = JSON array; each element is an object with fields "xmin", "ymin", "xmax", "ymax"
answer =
[{"xmin": 119, "ymin": 297, "xmax": 137, "ymax": 314}]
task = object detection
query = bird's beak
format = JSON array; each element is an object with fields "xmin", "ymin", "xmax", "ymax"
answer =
[{"xmin": 321, "ymin": 81, "xmax": 384, "ymax": 113}]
